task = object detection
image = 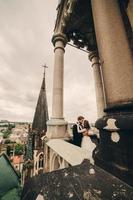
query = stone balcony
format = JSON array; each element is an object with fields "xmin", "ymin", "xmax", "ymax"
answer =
[{"xmin": 44, "ymin": 139, "xmax": 91, "ymax": 172}]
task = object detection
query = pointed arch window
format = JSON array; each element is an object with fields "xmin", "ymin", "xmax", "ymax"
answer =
[{"xmin": 39, "ymin": 154, "xmax": 44, "ymax": 168}]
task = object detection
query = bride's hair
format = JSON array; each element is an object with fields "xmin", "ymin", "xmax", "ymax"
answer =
[{"xmin": 84, "ymin": 120, "xmax": 90, "ymax": 129}]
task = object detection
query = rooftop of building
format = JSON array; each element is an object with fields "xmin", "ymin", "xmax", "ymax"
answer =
[
  {"xmin": 11, "ymin": 155, "xmax": 24, "ymax": 165},
  {"xmin": 22, "ymin": 159, "xmax": 133, "ymax": 200},
  {"xmin": 0, "ymin": 153, "xmax": 21, "ymax": 199}
]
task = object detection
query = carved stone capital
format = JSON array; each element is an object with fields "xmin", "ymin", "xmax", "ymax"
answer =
[
  {"xmin": 88, "ymin": 51, "xmax": 100, "ymax": 68},
  {"xmin": 88, "ymin": 51, "xmax": 99, "ymax": 62},
  {"xmin": 52, "ymin": 33, "xmax": 68, "ymax": 47}
]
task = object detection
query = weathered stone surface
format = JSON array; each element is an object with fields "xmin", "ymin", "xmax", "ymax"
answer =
[
  {"xmin": 22, "ymin": 160, "xmax": 133, "ymax": 200},
  {"xmin": 95, "ymin": 113, "xmax": 133, "ymax": 186}
]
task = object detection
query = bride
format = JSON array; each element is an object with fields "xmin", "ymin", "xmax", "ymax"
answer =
[{"xmin": 77, "ymin": 119, "xmax": 96, "ymax": 166}]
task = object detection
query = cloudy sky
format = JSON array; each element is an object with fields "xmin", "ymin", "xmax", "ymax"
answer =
[{"xmin": 0, "ymin": 0, "xmax": 97, "ymax": 123}]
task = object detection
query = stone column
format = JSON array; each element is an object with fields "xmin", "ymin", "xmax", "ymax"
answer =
[
  {"xmin": 91, "ymin": 0, "xmax": 133, "ymax": 186},
  {"xmin": 91, "ymin": 0, "xmax": 133, "ymax": 110},
  {"xmin": 89, "ymin": 51, "xmax": 105, "ymax": 118},
  {"xmin": 46, "ymin": 33, "xmax": 68, "ymax": 139}
]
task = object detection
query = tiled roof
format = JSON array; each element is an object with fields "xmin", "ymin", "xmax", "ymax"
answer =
[{"xmin": 11, "ymin": 155, "xmax": 24, "ymax": 164}]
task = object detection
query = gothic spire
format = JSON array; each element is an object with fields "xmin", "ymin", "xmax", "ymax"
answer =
[{"xmin": 32, "ymin": 65, "xmax": 49, "ymax": 132}]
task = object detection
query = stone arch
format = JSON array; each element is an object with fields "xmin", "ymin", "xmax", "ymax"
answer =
[
  {"xmin": 50, "ymin": 151, "xmax": 69, "ymax": 171},
  {"xmin": 54, "ymin": 155, "xmax": 60, "ymax": 170},
  {"xmin": 33, "ymin": 151, "xmax": 44, "ymax": 175},
  {"xmin": 50, "ymin": 152, "xmax": 60, "ymax": 171},
  {"xmin": 39, "ymin": 153, "xmax": 44, "ymax": 168}
]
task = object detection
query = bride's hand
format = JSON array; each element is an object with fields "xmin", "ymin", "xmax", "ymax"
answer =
[{"xmin": 83, "ymin": 129, "xmax": 88, "ymax": 136}]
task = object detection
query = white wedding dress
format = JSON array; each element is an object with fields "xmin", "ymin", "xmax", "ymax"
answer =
[{"xmin": 81, "ymin": 135, "xmax": 96, "ymax": 165}]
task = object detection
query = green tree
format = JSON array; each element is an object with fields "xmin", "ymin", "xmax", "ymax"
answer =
[
  {"xmin": 15, "ymin": 144, "xmax": 24, "ymax": 155},
  {"xmin": 3, "ymin": 130, "xmax": 11, "ymax": 139},
  {"xmin": 8, "ymin": 123, "xmax": 15, "ymax": 130}
]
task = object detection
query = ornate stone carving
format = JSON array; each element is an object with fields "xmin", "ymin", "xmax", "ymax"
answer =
[
  {"xmin": 60, "ymin": 0, "xmax": 77, "ymax": 32},
  {"xmin": 111, "ymin": 132, "xmax": 120, "ymax": 143}
]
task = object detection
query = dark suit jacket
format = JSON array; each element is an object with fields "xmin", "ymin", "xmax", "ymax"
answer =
[{"xmin": 72, "ymin": 124, "xmax": 83, "ymax": 147}]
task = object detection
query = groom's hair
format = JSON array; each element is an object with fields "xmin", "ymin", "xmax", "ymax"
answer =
[{"xmin": 77, "ymin": 116, "xmax": 84, "ymax": 121}]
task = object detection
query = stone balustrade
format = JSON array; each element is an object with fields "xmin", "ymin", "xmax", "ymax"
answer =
[{"xmin": 44, "ymin": 139, "xmax": 90, "ymax": 172}]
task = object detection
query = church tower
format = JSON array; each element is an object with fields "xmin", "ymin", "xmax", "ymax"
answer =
[
  {"xmin": 32, "ymin": 65, "xmax": 49, "ymax": 175},
  {"xmin": 23, "ymin": 66, "xmax": 49, "ymax": 182}
]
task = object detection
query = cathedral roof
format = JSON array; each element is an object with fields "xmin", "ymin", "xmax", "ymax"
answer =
[{"xmin": 32, "ymin": 72, "xmax": 49, "ymax": 133}]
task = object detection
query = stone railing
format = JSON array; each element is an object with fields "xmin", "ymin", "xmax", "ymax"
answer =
[{"xmin": 44, "ymin": 139, "xmax": 89, "ymax": 173}]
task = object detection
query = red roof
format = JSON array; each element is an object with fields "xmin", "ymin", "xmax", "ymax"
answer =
[{"xmin": 11, "ymin": 155, "xmax": 24, "ymax": 164}]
